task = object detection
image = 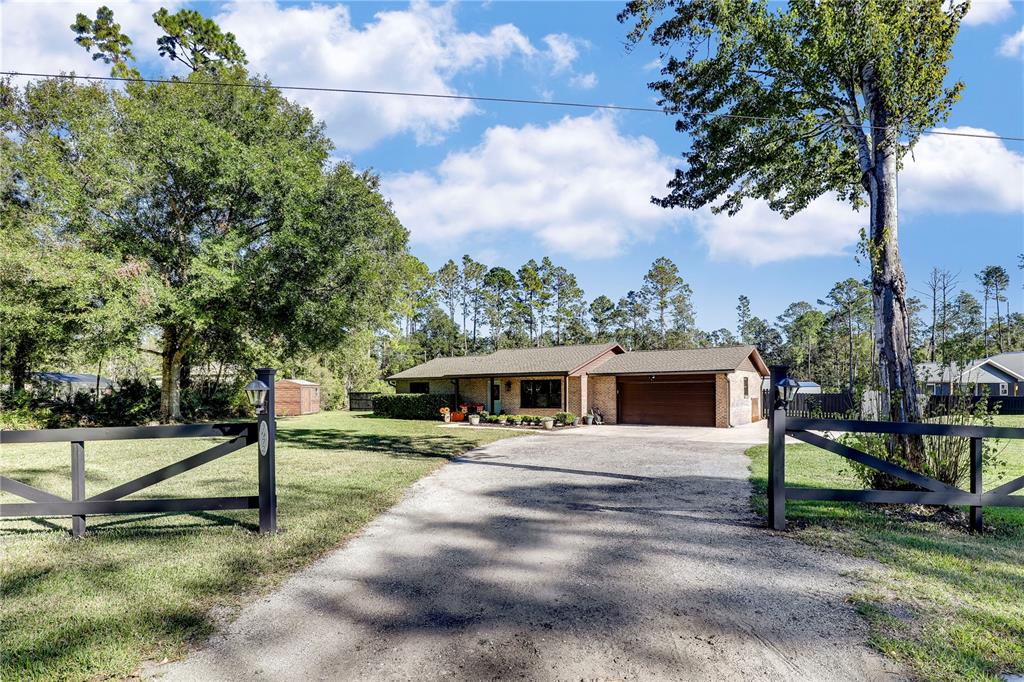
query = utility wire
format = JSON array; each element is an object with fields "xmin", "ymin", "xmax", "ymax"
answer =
[{"xmin": 4, "ymin": 70, "xmax": 1023, "ymax": 143}]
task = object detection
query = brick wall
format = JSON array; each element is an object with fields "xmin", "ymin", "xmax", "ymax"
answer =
[
  {"xmin": 588, "ymin": 375, "xmax": 617, "ymax": 424},
  {"xmin": 567, "ymin": 375, "xmax": 587, "ymax": 417},
  {"xmin": 715, "ymin": 374, "xmax": 730, "ymax": 428},
  {"xmin": 457, "ymin": 378, "xmax": 489, "ymax": 408},
  {"xmin": 394, "ymin": 379, "xmax": 456, "ymax": 395}
]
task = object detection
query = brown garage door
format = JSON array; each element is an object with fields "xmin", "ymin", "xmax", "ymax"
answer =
[{"xmin": 617, "ymin": 375, "xmax": 716, "ymax": 426}]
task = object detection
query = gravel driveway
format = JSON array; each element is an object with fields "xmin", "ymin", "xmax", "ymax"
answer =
[{"xmin": 151, "ymin": 424, "xmax": 901, "ymax": 681}]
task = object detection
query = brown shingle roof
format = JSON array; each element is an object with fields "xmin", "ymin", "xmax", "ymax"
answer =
[
  {"xmin": 588, "ymin": 346, "xmax": 767, "ymax": 376},
  {"xmin": 388, "ymin": 343, "xmax": 622, "ymax": 380}
]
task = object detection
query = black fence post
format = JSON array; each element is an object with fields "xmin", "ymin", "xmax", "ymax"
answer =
[
  {"xmin": 256, "ymin": 368, "xmax": 277, "ymax": 534},
  {"xmin": 970, "ymin": 437, "xmax": 983, "ymax": 533},
  {"xmin": 768, "ymin": 408, "xmax": 787, "ymax": 530},
  {"xmin": 71, "ymin": 440, "xmax": 86, "ymax": 538},
  {"xmin": 767, "ymin": 365, "xmax": 789, "ymax": 531}
]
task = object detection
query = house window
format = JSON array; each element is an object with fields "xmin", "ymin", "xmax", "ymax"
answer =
[
  {"xmin": 743, "ymin": 377, "xmax": 749, "ymax": 398},
  {"xmin": 999, "ymin": 383, "xmax": 1009, "ymax": 396},
  {"xmin": 521, "ymin": 379, "xmax": 561, "ymax": 409},
  {"xmin": 409, "ymin": 381, "xmax": 430, "ymax": 394}
]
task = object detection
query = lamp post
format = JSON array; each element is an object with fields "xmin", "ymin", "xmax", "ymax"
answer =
[{"xmin": 254, "ymin": 368, "xmax": 276, "ymax": 534}]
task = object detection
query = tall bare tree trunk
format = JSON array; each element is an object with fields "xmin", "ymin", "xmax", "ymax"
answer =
[{"xmin": 865, "ymin": 114, "xmax": 923, "ymax": 465}]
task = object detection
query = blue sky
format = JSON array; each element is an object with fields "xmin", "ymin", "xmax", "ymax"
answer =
[{"xmin": 4, "ymin": 0, "xmax": 1023, "ymax": 331}]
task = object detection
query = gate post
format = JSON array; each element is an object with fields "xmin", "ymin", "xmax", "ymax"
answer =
[
  {"xmin": 71, "ymin": 440, "xmax": 86, "ymax": 538},
  {"xmin": 969, "ymin": 437, "xmax": 983, "ymax": 533},
  {"xmin": 768, "ymin": 408, "xmax": 787, "ymax": 531},
  {"xmin": 256, "ymin": 368, "xmax": 277, "ymax": 534},
  {"xmin": 767, "ymin": 365, "xmax": 789, "ymax": 531}
]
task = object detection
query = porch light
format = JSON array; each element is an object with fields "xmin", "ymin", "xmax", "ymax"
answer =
[
  {"xmin": 776, "ymin": 377, "xmax": 800, "ymax": 408},
  {"xmin": 245, "ymin": 379, "xmax": 270, "ymax": 413}
]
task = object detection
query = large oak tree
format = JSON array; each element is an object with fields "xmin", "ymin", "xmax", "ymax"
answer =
[{"xmin": 3, "ymin": 7, "xmax": 409, "ymax": 420}]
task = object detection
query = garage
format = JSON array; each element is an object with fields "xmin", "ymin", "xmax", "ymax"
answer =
[
  {"xmin": 617, "ymin": 374, "xmax": 716, "ymax": 427},
  {"xmin": 588, "ymin": 346, "xmax": 769, "ymax": 428}
]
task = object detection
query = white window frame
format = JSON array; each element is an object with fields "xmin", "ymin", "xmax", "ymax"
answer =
[{"xmin": 999, "ymin": 383, "xmax": 1009, "ymax": 396}]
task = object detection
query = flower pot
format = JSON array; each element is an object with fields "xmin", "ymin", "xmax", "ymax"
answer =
[
  {"xmin": 468, "ymin": 414, "xmax": 480, "ymax": 425},
  {"xmin": 584, "ymin": 415, "xmax": 593, "ymax": 425},
  {"xmin": 451, "ymin": 412, "xmax": 465, "ymax": 422},
  {"xmin": 573, "ymin": 417, "xmax": 581, "ymax": 426},
  {"xmin": 542, "ymin": 418, "xmax": 554, "ymax": 430}
]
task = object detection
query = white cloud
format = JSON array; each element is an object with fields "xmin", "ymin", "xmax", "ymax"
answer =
[
  {"xmin": 999, "ymin": 25, "xmax": 1024, "ymax": 57},
  {"xmin": 542, "ymin": 33, "xmax": 580, "ymax": 73},
  {"xmin": 643, "ymin": 58, "xmax": 662, "ymax": 72},
  {"xmin": 960, "ymin": 0, "xmax": 1014, "ymax": 25},
  {"xmin": 693, "ymin": 197, "xmax": 864, "ymax": 266},
  {"xmin": 214, "ymin": 1, "xmax": 541, "ymax": 150},
  {"xmin": 383, "ymin": 114, "xmax": 678, "ymax": 259},
  {"xmin": 900, "ymin": 126, "xmax": 1024, "ymax": 213},
  {"xmin": 569, "ymin": 72, "xmax": 598, "ymax": 89},
  {"xmin": 694, "ymin": 125, "xmax": 1024, "ymax": 264},
  {"xmin": 0, "ymin": 0, "xmax": 182, "ymax": 77}
]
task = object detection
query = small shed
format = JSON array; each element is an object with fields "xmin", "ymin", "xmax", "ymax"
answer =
[{"xmin": 275, "ymin": 379, "xmax": 321, "ymax": 416}]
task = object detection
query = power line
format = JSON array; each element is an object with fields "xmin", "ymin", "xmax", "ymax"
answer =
[{"xmin": 4, "ymin": 70, "xmax": 1023, "ymax": 143}]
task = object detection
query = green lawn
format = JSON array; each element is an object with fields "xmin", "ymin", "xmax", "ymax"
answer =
[
  {"xmin": 0, "ymin": 411, "xmax": 521, "ymax": 681},
  {"xmin": 747, "ymin": 414, "xmax": 1024, "ymax": 682}
]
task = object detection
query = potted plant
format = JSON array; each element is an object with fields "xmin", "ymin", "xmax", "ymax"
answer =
[
  {"xmin": 468, "ymin": 413, "xmax": 480, "ymax": 426},
  {"xmin": 541, "ymin": 417, "xmax": 554, "ymax": 430},
  {"xmin": 439, "ymin": 407, "xmax": 451, "ymax": 423},
  {"xmin": 584, "ymin": 413, "xmax": 594, "ymax": 425}
]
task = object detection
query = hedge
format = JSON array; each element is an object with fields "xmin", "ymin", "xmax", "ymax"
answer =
[{"xmin": 372, "ymin": 393, "xmax": 454, "ymax": 420}]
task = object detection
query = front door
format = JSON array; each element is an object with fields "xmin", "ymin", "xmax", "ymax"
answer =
[{"xmin": 491, "ymin": 381, "xmax": 502, "ymax": 414}]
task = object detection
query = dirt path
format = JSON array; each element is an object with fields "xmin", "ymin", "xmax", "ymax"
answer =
[{"xmin": 150, "ymin": 424, "xmax": 902, "ymax": 681}]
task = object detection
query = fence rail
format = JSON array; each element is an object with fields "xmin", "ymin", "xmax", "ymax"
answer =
[
  {"xmin": 767, "ymin": 410, "xmax": 1024, "ymax": 533},
  {"xmin": 0, "ymin": 369, "xmax": 278, "ymax": 537}
]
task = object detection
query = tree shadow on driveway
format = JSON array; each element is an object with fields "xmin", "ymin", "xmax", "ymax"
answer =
[{"xmin": 163, "ymin": 451, "xmax": 896, "ymax": 681}]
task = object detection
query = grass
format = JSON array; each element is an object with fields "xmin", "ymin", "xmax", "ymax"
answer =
[
  {"xmin": 0, "ymin": 411, "xmax": 522, "ymax": 681},
  {"xmin": 747, "ymin": 414, "xmax": 1024, "ymax": 682}
]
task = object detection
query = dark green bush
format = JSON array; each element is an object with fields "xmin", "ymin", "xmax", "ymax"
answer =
[
  {"xmin": 555, "ymin": 412, "xmax": 576, "ymax": 426},
  {"xmin": 372, "ymin": 393, "xmax": 454, "ymax": 420}
]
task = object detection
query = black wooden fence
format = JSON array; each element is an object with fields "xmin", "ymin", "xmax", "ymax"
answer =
[
  {"xmin": 1, "ymin": 369, "xmax": 278, "ymax": 537},
  {"xmin": 927, "ymin": 395, "xmax": 1024, "ymax": 416},
  {"xmin": 761, "ymin": 390, "xmax": 855, "ymax": 419},
  {"xmin": 347, "ymin": 391, "xmax": 379, "ymax": 411},
  {"xmin": 767, "ymin": 409, "xmax": 1024, "ymax": 533}
]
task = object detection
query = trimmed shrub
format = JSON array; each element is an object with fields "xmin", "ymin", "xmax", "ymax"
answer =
[
  {"xmin": 506, "ymin": 415, "xmax": 521, "ymax": 425},
  {"xmin": 372, "ymin": 393, "xmax": 454, "ymax": 420},
  {"xmin": 555, "ymin": 412, "xmax": 576, "ymax": 426}
]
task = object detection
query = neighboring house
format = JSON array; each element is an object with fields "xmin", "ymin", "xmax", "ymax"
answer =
[
  {"xmin": 917, "ymin": 352, "xmax": 1024, "ymax": 397},
  {"xmin": 32, "ymin": 372, "xmax": 113, "ymax": 398},
  {"xmin": 388, "ymin": 343, "xmax": 768, "ymax": 428}
]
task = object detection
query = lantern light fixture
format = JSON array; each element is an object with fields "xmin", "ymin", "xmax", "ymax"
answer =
[
  {"xmin": 776, "ymin": 376, "xmax": 801, "ymax": 409},
  {"xmin": 245, "ymin": 379, "xmax": 270, "ymax": 413}
]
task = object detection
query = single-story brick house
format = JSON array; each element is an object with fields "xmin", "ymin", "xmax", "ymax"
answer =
[{"xmin": 388, "ymin": 343, "xmax": 768, "ymax": 427}]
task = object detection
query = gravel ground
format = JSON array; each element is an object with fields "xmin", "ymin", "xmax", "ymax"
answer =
[{"xmin": 150, "ymin": 423, "xmax": 902, "ymax": 681}]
